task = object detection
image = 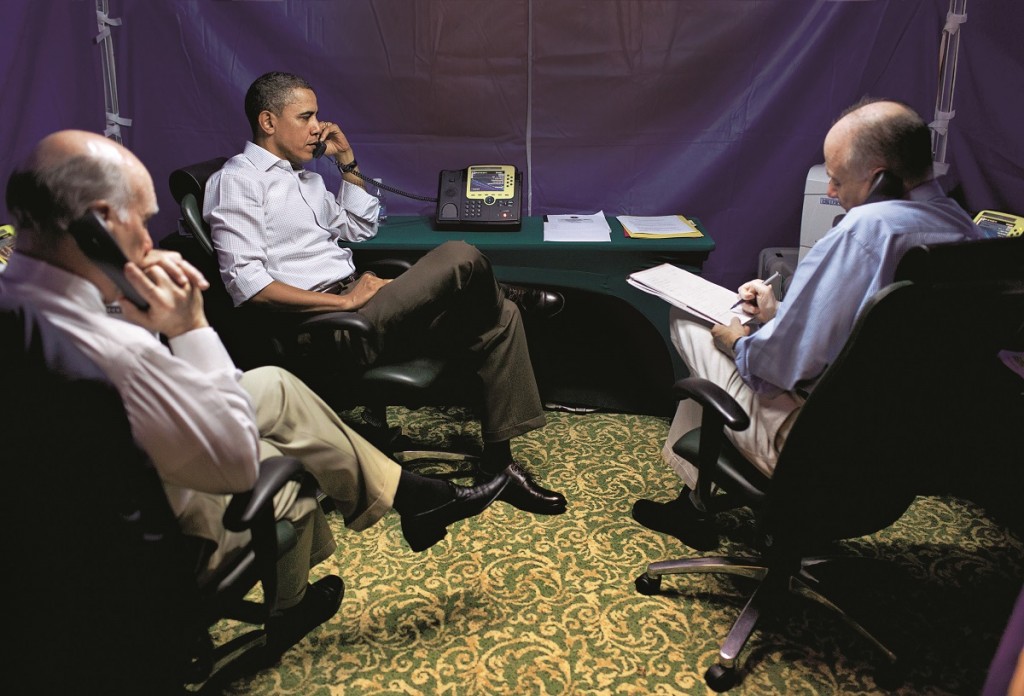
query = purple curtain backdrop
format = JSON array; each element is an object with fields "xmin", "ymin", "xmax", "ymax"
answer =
[{"xmin": 2, "ymin": 0, "xmax": 1022, "ymax": 289}]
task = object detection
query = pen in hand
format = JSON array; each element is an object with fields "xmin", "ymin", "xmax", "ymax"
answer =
[{"xmin": 731, "ymin": 271, "xmax": 781, "ymax": 310}]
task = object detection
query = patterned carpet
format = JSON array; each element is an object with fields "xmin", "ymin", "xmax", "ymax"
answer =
[{"xmin": 199, "ymin": 407, "xmax": 1023, "ymax": 695}]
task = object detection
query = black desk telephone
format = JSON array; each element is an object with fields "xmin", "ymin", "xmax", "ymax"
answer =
[
  {"xmin": 434, "ymin": 165, "xmax": 523, "ymax": 231},
  {"xmin": 314, "ymin": 145, "xmax": 522, "ymax": 231}
]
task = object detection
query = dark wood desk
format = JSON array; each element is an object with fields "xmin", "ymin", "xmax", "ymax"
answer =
[{"xmin": 345, "ymin": 215, "xmax": 714, "ymax": 416}]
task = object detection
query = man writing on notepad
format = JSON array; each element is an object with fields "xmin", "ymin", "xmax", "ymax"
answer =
[{"xmin": 633, "ymin": 98, "xmax": 982, "ymax": 548}]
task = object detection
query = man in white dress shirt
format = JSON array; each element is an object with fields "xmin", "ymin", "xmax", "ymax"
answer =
[
  {"xmin": 204, "ymin": 71, "xmax": 568, "ymax": 516},
  {"xmin": 1, "ymin": 129, "xmax": 512, "ymax": 654}
]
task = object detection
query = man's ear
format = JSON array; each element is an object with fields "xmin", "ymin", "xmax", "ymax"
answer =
[
  {"xmin": 89, "ymin": 201, "xmax": 116, "ymax": 227},
  {"xmin": 258, "ymin": 110, "xmax": 276, "ymax": 135}
]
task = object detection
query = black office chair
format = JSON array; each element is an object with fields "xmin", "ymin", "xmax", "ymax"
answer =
[
  {"xmin": 2, "ymin": 298, "xmax": 309, "ymax": 694},
  {"xmin": 634, "ymin": 237, "xmax": 1024, "ymax": 691},
  {"xmin": 168, "ymin": 158, "xmax": 482, "ymax": 466}
]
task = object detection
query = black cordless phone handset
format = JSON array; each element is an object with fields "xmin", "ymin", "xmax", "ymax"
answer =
[
  {"xmin": 68, "ymin": 209, "xmax": 150, "ymax": 310},
  {"xmin": 865, "ymin": 170, "xmax": 904, "ymax": 204},
  {"xmin": 312, "ymin": 139, "xmax": 327, "ymax": 159}
]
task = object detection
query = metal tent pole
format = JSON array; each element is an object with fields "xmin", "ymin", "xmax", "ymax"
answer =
[
  {"xmin": 931, "ymin": 0, "xmax": 967, "ymax": 176},
  {"xmin": 94, "ymin": 0, "xmax": 131, "ymax": 143}
]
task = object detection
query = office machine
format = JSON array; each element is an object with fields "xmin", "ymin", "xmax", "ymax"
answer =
[
  {"xmin": 799, "ymin": 164, "xmax": 844, "ymax": 261},
  {"xmin": 974, "ymin": 209, "xmax": 1024, "ymax": 238},
  {"xmin": 758, "ymin": 247, "xmax": 798, "ymax": 300},
  {"xmin": 435, "ymin": 165, "xmax": 523, "ymax": 231}
]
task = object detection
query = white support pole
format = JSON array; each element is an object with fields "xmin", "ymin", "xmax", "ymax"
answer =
[
  {"xmin": 930, "ymin": 0, "xmax": 967, "ymax": 176},
  {"xmin": 94, "ymin": 0, "xmax": 131, "ymax": 143}
]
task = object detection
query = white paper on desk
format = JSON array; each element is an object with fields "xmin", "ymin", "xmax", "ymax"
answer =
[
  {"xmin": 627, "ymin": 263, "xmax": 752, "ymax": 325},
  {"xmin": 543, "ymin": 211, "xmax": 612, "ymax": 242}
]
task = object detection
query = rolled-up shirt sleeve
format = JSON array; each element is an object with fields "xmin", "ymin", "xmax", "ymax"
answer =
[{"xmin": 334, "ymin": 180, "xmax": 380, "ymax": 242}]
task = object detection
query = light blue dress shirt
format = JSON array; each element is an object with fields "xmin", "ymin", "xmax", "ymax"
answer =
[{"xmin": 734, "ymin": 180, "xmax": 983, "ymax": 398}]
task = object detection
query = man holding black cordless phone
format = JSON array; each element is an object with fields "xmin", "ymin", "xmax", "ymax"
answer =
[
  {"xmin": 633, "ymin": 98, "xmax": 983, "ymax": 549},
  {"xmin": 204, "ymin": 71, "xmax": 568, "ymax": 515},
  {"xmin": 0, "ymin": 130, "xmax": 534, "ymax": 656}
]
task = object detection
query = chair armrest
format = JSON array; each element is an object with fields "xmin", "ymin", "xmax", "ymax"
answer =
[
  {"xmin": 671, "ymin": 377, "xmax": 760, "ymax": 512},
  {"xmin": 363, "ymin": 258, "xmax": 412, "ymax": 279},
  {"xmin": 672, "ymin": 377, "xmax": 750, "ymax": 432},
  {"xmin": 222, "ymin": 455, "xmax": 304, "ymax": 532},
  {"xmin": 257, "ymin": 309, "xmax": 381, "ymax": 372},
  {"xmin": 291, "ymin": 310, "xmax": 376, "ymax": 336},
  {"xmin": 179, "ymin": 192, "xmax": 214, "ymax": 257}
]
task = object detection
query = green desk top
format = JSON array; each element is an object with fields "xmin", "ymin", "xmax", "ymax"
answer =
[{"xmin": 361, "ymin": 215, "xmax": 716, "ymax": 256}]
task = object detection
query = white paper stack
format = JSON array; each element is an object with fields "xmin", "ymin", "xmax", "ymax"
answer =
[{"xmin": 627, "ymin": 263, "xmax": 752, "ymax": 325}]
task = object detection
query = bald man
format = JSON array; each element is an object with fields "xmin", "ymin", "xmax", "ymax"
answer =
[
  {"xmin": 633, "ymin": 98, "xmax": 984, "ymax": 547},
  {"xmin": 1, "ymin": 130, "xmax": 508, "ymax": 654}
]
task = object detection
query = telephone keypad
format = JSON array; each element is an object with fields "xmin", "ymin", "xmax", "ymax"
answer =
[{"xmin": 463, "ymin": 200, "xmax": 484, "ymax": 218}]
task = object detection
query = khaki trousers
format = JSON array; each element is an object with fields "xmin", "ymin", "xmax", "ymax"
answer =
[
  {"xmin": 183, "ymin": 365, "xmax": 403, "ymax": 608},
  {"xmin": 662, "ymin": 309, "xmax": 804, "ymax": 489}
]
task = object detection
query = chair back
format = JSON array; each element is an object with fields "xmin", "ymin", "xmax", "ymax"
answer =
[
  {"xmin": 896, "ymin": 235, "xmax": 1024, "ymax": 284},
  {"xmin": 169, "ymin": 156, "xmax": 229, "ymax": 257},
  {"xmin": 1, "ymin": 297, "xmax": 200, "ymax": 694},
  {"xmin": 762, "ymin": 245, "xmax": 1024, "ymax": 549}
]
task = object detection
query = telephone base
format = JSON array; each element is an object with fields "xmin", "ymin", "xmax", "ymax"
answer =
[
  {"xmin": 432, "ymin": 220, "xmax": 522, "ymax": 232},
  {"xmin": 434, "ymin": 167, "xmax": 523, "ymax": 232}
]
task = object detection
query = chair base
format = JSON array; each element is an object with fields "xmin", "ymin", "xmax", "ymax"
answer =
[
  {"xmin": 186, "ymin": 629, "xmax": 277, "ymax": 694},
  {"xmin": 393, "ymin": 449, "xmax": 479, "ymax": 465},
  {"xmin": 342, "ymin": 405, "xmax": 481, "ymax": 468},
  {"xmin": 635, "ymin": 554, "xmax": 902, "ymax": 692}
]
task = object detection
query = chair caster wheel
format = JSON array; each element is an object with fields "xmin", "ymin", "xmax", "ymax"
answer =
[
  {"xmin": 704, "ymin": 663, "xmax": 739, "ymax": 692},
  {"xmin": 634, "ymin": 573, "xmax": 661, "ymax": 595}
]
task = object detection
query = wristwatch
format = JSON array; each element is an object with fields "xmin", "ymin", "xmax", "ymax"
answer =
[{"xmin": 335, "ymin": 159, "xmax": 358, "ymax": 174}]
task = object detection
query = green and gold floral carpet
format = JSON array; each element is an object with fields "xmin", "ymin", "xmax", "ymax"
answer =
[{"xmin": 200, "ymin": 407, "xmax": 1023, "ymax": 695}]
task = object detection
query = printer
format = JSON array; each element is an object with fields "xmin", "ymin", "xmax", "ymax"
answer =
[
  {"xmin": 758, "ymin": 164, "xmax": 847, "ymax": 300},
  {"xmin": 799, "ymin": 164, "xmax": 845, "ymax": 261}
]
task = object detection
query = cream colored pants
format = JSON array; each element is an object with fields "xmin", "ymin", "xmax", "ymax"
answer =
[
  {"xmin": 185, "ymin": 366, "xmax": 402, "ymax": 608},
  {"xmin": 663, "ymin": 309, "xmax": 804, "ymax": 489}
]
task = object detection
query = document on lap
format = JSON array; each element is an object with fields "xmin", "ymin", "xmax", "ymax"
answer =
[{"xmin": 627, "ymin": 263, "xmax": 753, "ymax": 326}]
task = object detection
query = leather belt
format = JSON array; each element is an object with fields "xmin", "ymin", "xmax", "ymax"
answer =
[{"xmin": 318, "ymin": 273, "xmax": 358, "ymax": 295}]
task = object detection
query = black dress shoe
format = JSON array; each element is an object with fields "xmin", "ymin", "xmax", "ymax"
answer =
[
  {"xmin": 631, "ymin": 496, "xmax": 718, "ymax": 551},
  {"xmin": 265, "ymin": 575, "xmax": 344, "ymax": 657},
  {"xmin": 495, "ymin": 462, "xmax": 567, "ymax": 515},
  {"xmin": 400, "ymin": 473, "xmax": 509, "ymax": 552},
  {"xmin": 501, "ymin": 284, "xmax": 565, "ymax": 318}
]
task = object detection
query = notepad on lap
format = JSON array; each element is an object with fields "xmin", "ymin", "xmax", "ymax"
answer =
[{"xmin": 627, "ymin": 263, "xmax": 752, "ymax": 325}]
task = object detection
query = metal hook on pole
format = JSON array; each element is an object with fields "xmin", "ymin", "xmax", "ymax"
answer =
[
  {"xmin": 94, "ymin": 1, "xmax": 131, "ymax": 143},
  {"xmin": 930, "ymin": 0, "xmax": 967, "ymax": 176}
]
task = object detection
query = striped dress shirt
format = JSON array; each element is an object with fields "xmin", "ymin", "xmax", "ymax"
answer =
[{"xmin": 204, "ymin": 141, "xmax": 379, "ymax": 306}]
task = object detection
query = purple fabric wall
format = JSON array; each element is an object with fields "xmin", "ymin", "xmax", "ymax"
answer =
[{"xmin": 2, "ymin": 0, "xmax": 1022, "ymax": 289}]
